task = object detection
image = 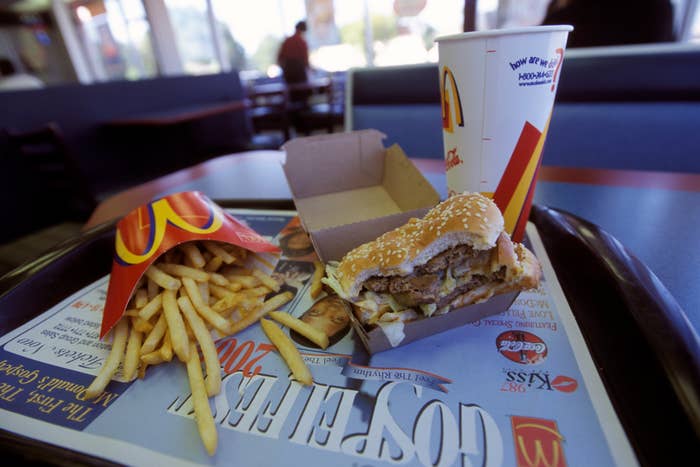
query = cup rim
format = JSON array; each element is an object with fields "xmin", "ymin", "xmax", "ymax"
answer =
[{"xmin": 435, "ymin": 25, "xmax": 573, "ymax": 43}]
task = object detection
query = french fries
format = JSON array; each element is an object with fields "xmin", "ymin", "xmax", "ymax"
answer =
[
  {"xmin": 84, "ymin": 319, "xmax": 128, "ymax": 399},
  {"xmin": 180, "ymin": 243, "xmax": 206, "ymax": 268},
  {"xmin": 227, "ymin": 274, "xmax": 260, "ymax": 289},
  {"xmin": 309, "ymin": 260, "xmax": 324, "ymax": 299},
  {"xmin": 86, "ymin": 239, "xmax": 296, "ymax": 456},
  {"xmin": 227, "ymin": 291, "xmax": 293, "ymax": 335},
  {"xmin": 182, "ymin": 277, "xmax": 231, "ymax": 334},
  {"xmin": 185, "ymin": 342, "xmax": 218, "ymax": 456},
  {"xmin": 268, "ymin": 311, "xmax": 329, "ymax": 349},
  {"xmin": 202, "ymin": 241, "xmax": 236, "ymax": 264},
  {"xmin": 134, "ymin": 288, "xmax": 148, "ymax": 308},
  {"xmin": 162, "ymin": 289, "xmax": 190, "ymax": 362},
  {"xmin": 159, "ymin": 331, "xmax": 173, "ymax": 362},
  {"xmin": 178, "ymin": 296, "xmax": 221, "ymax": 396},
  {"xmin": 122, "ymin": 326, "xmax": 142, "ymax": 381},
  {"xmin": 252, "ymin": 269, "xmax": 280, "ymax": 293},
  {"xmin": 138, "ymin": 293, "xmax": 162, "ymax": 321},
  {"xmin": 145, "ymin": 264, "xmax": 181, "ymax": 290},
  {"xmin": 260, "ymin": 319, "xmax": 313, "ymax": 386},
  {"xmin": 141, "ymin": 313, "xmax": 167, "ymax": 355},
  {"xmin": 159, "ymin": 263, "xmax": 210, "ymax": 282}
]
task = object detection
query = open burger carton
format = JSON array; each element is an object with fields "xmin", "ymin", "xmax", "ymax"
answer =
[
  {"xmin": 100, "ymin": 191, "xmax": 280, "ymax": 338},
  {"xmin": 283, "ymin": 130, "xmax": 519, "ymax": 354}
]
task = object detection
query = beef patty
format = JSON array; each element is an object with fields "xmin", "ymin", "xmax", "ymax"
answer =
[{"xmin": 361, "ymin": 245, "xmax": 497, "ymax": 307}]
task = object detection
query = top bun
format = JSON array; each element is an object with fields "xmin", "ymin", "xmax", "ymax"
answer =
[{"xmin": 333, "ymin": 193, "xmax": 505, "ymax": 299}]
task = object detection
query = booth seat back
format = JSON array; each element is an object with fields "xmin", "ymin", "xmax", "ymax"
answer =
[
  {"xmin": 0, "ymin": 71, "xmax": 251, "ymax": 196},
  {"xmin": 345, "ymin": 44, "xmax": 700, "ymax": 173},
  {"xmin": 346, "ymin": 63, "xmax": 442, "ymax": 159},
  {"xmin": 0, "ymin": 72, "xmax": 252, "ymax": 243},
  {"xmin": 546, "ymin": 44, "xmax": 700, "ymax": 173}
]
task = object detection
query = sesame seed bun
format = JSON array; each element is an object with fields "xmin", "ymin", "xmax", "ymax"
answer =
[{"xmin": 334, "ymin": 193, "xmax": 507, "ymax": 299}]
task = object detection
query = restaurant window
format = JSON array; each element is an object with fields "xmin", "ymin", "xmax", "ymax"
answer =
[
  {"xmin": 210, "ymin": 0, "xmax": 306, "ymax": 79},
  {"xmin": 0, "ymin": 11, "xmax": 71, "ymax": 86},
  {"xmin": 690, "ymin": 2, "xmax": 700, "ymax": 42},
  {"xmin": 208, "ymin": 0, "xmax": 465, "ymax": 78},
  {"xmin": 72, "ymin": 0, "xmax": 157, "ymax": 81},
  {"xmin": 330, "ymin": 0, "xmax": 464, "ymax": 69},
  {"xmin": 164, "ymin": 0, "xmax": 221, "ymax": 75},
  {"xmin": 476, "ymin": 0, "xmax": 550, "ymax": 30}
]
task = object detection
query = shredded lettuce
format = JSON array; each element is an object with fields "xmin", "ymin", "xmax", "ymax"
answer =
[
  {"xmin": 435, "ymin": 305, "xmax": 451, "ymax": 316},
  {"xmin": 381, "ymin": 294, "xmax": 403, "ymax": 313},
  {"xmin": 364, "ymin": 290, "xmax": 381, "ymax": 303},
  {"xmin": 419, "ymin": 303, "xmax": 437, "ymax": 317},
  {"xmin": 355, "ymin": 298, "xmax": 378, "ymax": 313},
  {"xmin": 378, "ymin": 321, "xmax": 406, "ymax": 347},
  {"xmin": 321, "ymin": 263, "xmax": 347, "ymax": 298},
  {"xmin": 440, "ymin": 267, "xmax": 457, "ymax": 296}
]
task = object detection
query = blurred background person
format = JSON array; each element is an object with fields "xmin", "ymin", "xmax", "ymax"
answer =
[
  {"xmin": 541, "ymin": 0, "xmax": 675, "ymax": 47},
  {"xmin": 277, "ymin": 20, "xmax": 310, "ymax": 86},
  {"xmin": 0, "ymin": 57, "xmax": 44, "ymax": 91},
  {"xmin": 277, "ymin": 20, "xmax": 312, "ymax": 114}
]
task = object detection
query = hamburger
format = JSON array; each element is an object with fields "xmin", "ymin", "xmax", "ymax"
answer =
[{"xmin": 322, "ymin": 193, "xmax": 541, "ymax": 342}]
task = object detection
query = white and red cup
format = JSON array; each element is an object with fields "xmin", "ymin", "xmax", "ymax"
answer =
[{"xmin": 436, "ymin": 25, "xmax": 572, "ymax": 241}]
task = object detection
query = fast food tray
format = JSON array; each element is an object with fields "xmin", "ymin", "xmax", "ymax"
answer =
[{"xmin": 0, "ymin": 201, "xmax": 697, "ymax": 466}]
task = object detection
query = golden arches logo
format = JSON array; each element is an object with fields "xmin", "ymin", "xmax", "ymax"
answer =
[
  {"xmin": 511, "ymin": 417, "xmax": 567, "ymax": 467},
  {"xmin": 441, "ymin": 66, "xmax": 464, "ymax": 133},
  {"xmin": 115, "ymin": 198, "xmax": 223, "ymax": 265},
  {"xmin": 516, "ymin": 435, "xmax": 563, "ymax": 467}
]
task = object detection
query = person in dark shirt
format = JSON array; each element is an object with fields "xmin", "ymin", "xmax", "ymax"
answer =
[
  {"xmin": 277, "ymin": 21, "xmax": 310, "ymax": 85},
  {"xmin": 277, "ymin": 20, "xmax": 312, "ymax": 133},
  {"xmin": 541, "ymin": 0, "xmax": 675, "ymax": 48}
]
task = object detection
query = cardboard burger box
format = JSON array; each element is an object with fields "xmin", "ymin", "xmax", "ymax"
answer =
[{"xmin": 283, "ymin": 130, "xmax": 518, "ymax": 353}]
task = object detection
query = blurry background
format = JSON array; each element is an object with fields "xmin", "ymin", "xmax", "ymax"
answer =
[
  {"xmin": 1, "ymin": 0, "xmax": 699, "ymax": 274},
  {"xmin": 1, "ymin": 0, "xmax": 697, "ymax": 87}
]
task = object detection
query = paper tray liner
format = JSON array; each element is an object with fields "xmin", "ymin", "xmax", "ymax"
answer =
[
  {"xmin": 100, "ymin": 191, "xmax": 280, "ymax": 338},
  {"xmin": 349, "ymin": 291, "xmax": 519, "ymax": 354}
]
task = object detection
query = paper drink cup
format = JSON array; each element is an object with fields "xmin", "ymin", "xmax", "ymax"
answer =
[{"xmin": 436, "ymin": 25, "xmax": 572, "ymax": 241}]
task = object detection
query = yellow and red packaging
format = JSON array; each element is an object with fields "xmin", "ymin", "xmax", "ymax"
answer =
[{"xmin": 100, "ymin": 191, "xmax": 280, "ymax": 338}]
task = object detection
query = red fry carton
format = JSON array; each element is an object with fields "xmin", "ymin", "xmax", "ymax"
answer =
[{"xmin": 100, "ymin": 191, "xmax": 280, "ymax": 338}]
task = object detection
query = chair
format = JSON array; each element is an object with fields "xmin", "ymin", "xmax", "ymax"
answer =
[
  {"xmin": 246, "ymin": 80, "xmax": 291, "ymax": 144},
  {"xmin": 345, "ymin": 46, "xmax": 700, "ymax": 172},
  {"xmin": 345, "ymin": 63, "xmax": 443, "ymax": 158},
  {"xmin": 296, "ymin": 73, "xmax": 346, "ymax": 135},
  {"xmin": 2, "ymin": 123, "xmax": 97, "ymax": 229},
  {"xmin": 544, "ymin": 44, "xmax": 700, "ymax": 173}
]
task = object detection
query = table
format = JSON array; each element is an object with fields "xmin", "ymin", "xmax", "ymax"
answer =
[
  {"xmin": 246, "ymin": 78, "xmax": 332, "ymax": 100},
  {"xmin": 102, "ymin": 100, "xmax": 252, "ymax": 171},
  {"xmin": 246, "ymin": 78, "xmax": 336, "ymax": 138},
  {"xmin": 83, "ymin": 151, "xmax": 700, "ymax": 334},
  {"xmin": 103, "ymin": 100, "xmax": 248, "ymax": 127}
]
